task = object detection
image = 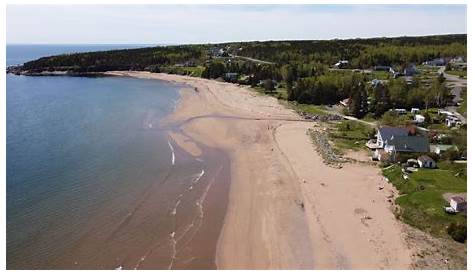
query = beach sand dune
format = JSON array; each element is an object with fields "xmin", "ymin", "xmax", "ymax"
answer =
[{"xmin": 105, "ymin": 71, "xmax": 412, "ymax": 269}]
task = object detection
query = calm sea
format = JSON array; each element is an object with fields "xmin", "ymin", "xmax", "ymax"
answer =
[{"xmin": 6, "ymin": 45, "xmax": 229, "ymax": 269}]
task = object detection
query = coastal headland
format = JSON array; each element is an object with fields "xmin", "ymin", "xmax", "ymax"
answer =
[{"xmin": 105, "ymin": 71, "xmax": 413, "ymax": 269}]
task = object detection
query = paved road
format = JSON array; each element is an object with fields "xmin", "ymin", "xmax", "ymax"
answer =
[
  {"xmin": 438, "ymin": 66, "xmax": 467, "ymax": 88},
  {"xmin": 232, "ymin": 55, "xmax": 275, "ymax": 65}
]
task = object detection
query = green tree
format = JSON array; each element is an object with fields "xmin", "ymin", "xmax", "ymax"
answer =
[
  {"xmin": 373, "ymin": 84, "xmax": 391, "ymax": 117},
  {"xmin": 263, "ymin": 79, "xmax": 275, "ymax": 92},
  {"xmin": 349, "ymin": 81, "xmax": 368, "ymax": 118}
]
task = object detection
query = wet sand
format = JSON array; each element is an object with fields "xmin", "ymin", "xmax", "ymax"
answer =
[{"xmin": 105, "ymin": 71, "xmax": 414, "ymax": 269}]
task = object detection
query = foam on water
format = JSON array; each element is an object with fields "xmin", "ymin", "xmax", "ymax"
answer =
[{"xmin": 168, "ymin": 140, "xmax": 176, "ymax": 165}]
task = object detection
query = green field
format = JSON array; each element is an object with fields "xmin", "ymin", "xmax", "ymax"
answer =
[
  {"xmin": 253, "ymin": 86, "xmax": 288, "ymax": 100},
  {"xmin": 329, "ymin": 120, "xmax": 374, "ymax": 151},
  {"xmin": 445, "ymin": 70, "xmax": 467, "ymax": 78},
  {"xmin": 383, "ymin": 162, "xmax": 467, "ymax": 238},
  {"xmin": 159, "ymin": 66, "xmax": 205, "ymax": 77},
  {"xmin": 369, "ymin": 70, "xmax": 391, "ymax": 80},
  {"xmin": 286, "ymin": 102, "xmax": 329, "ymax": 115},
  {"xmin": 458, "ymin": 92, "xmax": 467, "ymax": 116}
]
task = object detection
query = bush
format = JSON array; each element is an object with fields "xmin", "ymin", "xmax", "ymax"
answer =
[
  {"xmin": 447, "ymin": 223, "xmax": 467, "ymax": 243},
  {"xmin": 442, "ymin": 148, "xmax": 460, "ymax": 161},
  {"xmin": 263, "ymin": 79, "xmax": 275, "ymax": 91}
]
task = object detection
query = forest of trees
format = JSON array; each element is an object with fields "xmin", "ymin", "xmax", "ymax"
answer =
[
  {"xmin": 16, "ymin": 34, "xmax": 466, "ymax": 75},
  {"xmin": 20, "ymin": 45, "xmax": 207, "ymax": 73},
  {"xmin": 229, "ymin": 34, "xmax": 467, "ymax": 68},
  {"xmin": 10, "ymin": 34, "xmax": 465, "ymax": 119}
]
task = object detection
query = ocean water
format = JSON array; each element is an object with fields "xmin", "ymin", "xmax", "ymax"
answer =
[{"xmin": 6, "ymin": 45, "xmax": 230, "ymax": 269}]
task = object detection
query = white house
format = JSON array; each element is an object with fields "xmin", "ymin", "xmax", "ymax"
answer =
[
  {"xmin": 393, "ymin": 108, "xmax": 407, "ymax": 115},
  {"xmin": 414, "ymin": 114, "xmax": 425, "ymax": 124},
  {"xmin": 446, "ymin": 116, "xmax": 461, "ymax": 127},
  {"xmin": 417, "ymin": 155, "xmax": 436, "ymax": 168},
  {"xmin": 373, "ymin": 127, "xmax": 429, "ymax": 161},
  {"xmin": 450, "ymin": 196, "xmax": 467, "ymax": 213},
  {"xmin": 334, "ymin": 60, "xmax": 349, "ymax": 69},
  {"xmin": 438, "ymin": 109, "xmax": 454, "ymax": 116},
  {"xmin": 375, "ymin": 127, "xmax": 409, "ymax": 149},
  {"xmin": 411, "ymin": 108, "xmax": 420, "ymax": 114}
]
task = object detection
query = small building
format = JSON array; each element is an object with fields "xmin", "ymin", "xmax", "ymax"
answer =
[
  {"xmin": 449, "ymin": 56, "xmax": 465, "ymax": 63},
  {"xmin": 449, "ymin": 62, "xmax": 467, "ymax": 71},
  {"xmin": 371, "ymin": 79, "xmax": 383, "ymax": 87},
  {"xmin": 411, "ymin": 108, "xmax": 420, "ymax": 114},
  {"xmin": 417, "ymin": 155, "xmax": 436, "ymax": 168},
  {"xmin": 334, "ymin": 60, "xmax": 349, "ymax": 69},
  {"xmin": 340, "ymin": 98, "xmax": 351, "ymax": 107},
  {"xmin": 404, "ymin": 65, "xmax": 418, "ymax": 76},
  {"xmin": 423, "ymin": 58, "xmax": 445, "ymax": 66},
  {"xmin": 224, "ymin": 72, "xmax": 238, "ymax": 81},
  {"xmin": 414, "ymin": 114, "xmax": 425, "ymax": 124},
  {"xmin": 438, "ymin": 109, "xmax": 454, "ymax": 116},
  {"xmin": 393, "ymin": 108, "xmax": 407, "ymax": 115},
  {"xmin": 446, "ymin": 116, "xmax": 462, "ymax": 127},
  {"xmin": 450, "ymin": 196, "xmax": 467, "ymax": 213},
  {"xmin": 373, "ymin": 65, "xmax": 392, "ymax": 72}
]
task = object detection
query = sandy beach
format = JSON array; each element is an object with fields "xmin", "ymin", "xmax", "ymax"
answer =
[{"xmin": 104, "ymin": 71, "xmax": 413, "ymax": 269}]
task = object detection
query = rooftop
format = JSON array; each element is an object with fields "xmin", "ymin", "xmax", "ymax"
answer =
[
  {"xmin": 378, "ymin": 127, "xmax": 409, "ymax": 141},
  {"xmin": 451, "ymin": 196, "xmax": 466, "ymax": 203},
  {"xmin": 387, "ymin": 136, "xmax": 429, "ymax": 153}
]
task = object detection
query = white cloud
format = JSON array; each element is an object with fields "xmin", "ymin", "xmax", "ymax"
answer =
[{"xmin": 6, "ymin": 5, "xmax": 467, "ymax": 44}]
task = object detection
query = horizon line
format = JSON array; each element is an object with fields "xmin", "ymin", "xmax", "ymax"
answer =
[{"xmin": 6, "ymin": 32, "xmax": 468, "ymax": 46}]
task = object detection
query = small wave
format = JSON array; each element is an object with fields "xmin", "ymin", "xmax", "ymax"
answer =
[
  {"xmin": 193, "ymin": 169, "xmax": 205, "ymax": 183},
  {"xmin": 168, "ymin": 231, "xmax": 177, "ymax": 269},
  {"xmin": 168, "ymin": 140, "xmax": 175, "ymax": 165},
  {"xmin": 171, "ymin": 200, "xmax": 181, "ymax": 216}
]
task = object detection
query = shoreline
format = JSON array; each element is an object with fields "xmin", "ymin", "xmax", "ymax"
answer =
[{"xmin": 104, "ymin": 71, "xmax": 414, "ymax": 269}]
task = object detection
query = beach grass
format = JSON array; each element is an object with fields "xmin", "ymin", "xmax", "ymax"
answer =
[{"xmin": 383, "ymin": 163, "xmax": 467, "ymax": 237}]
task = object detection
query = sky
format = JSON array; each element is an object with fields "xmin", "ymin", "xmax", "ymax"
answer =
[{"xmin": 6, "ymin": 4, "xmax": 467, "ymax": 44}]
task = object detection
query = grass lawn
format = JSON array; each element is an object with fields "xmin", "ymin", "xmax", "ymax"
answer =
[
  {"xmin": 252, "ymin": 86, "xmax": 288, "ymax": 100},
  {"xmin": 161, "ymin": 66, "xmax": 205, "ymax": 77},
  {"xmin": 328, "ymin": 120, "xmax": 374, "ymax": 151},
  {"xmin": 285, "ymin": 102, "xmax": 330, "ymax": 115},
  {"xmin": 445, "ymin": 70, "xmax": 467, "ymax": 78},
  {"xmin": 458, "ymin": 92, "xmax": 467, "ymax": 117},
  {"xmin": 369, "ymin": 70, "xmax": 391, "ymax": 80},
  {"xmin": 383, "ymin": 162, "xmax": 467, "ymax": 237}
]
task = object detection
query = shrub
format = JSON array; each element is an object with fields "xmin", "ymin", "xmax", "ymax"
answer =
[
  {"xmin": 442, "ymin": 148, "xmax": 460, "ymax": 161},
  {"xmin": 447, "ymin": 222, "xmax": 467, "ymax": 243}
]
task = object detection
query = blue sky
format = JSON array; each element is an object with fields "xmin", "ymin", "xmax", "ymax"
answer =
[{"xmin": 6, "ymin": 5, "xmax": 467, "ymax": 44}]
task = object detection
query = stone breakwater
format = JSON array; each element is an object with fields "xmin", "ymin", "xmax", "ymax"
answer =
[{"xmin": 307, "ymin": 126, "xmax": 346, "ymax": 168}]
